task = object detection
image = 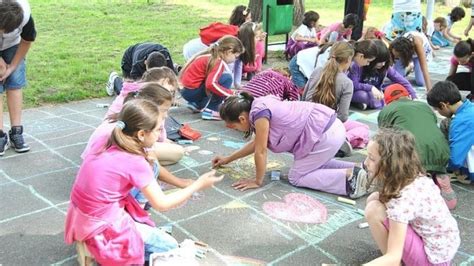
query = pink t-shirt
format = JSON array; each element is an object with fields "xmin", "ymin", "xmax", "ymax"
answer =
[
  {"xmin": 318, "ymin": 22, "xmax": 352, "ymax": 41},
  {"xmin": 81, "ymin": 121, "xmax": 116, "ymax": 160},
  {"xmin": 450, "ymin": 56, "xmax": 473, "ymax": 71},
  {"xmin": 66, "ymin": 146, "xmax": 155, "ymax": 264},
  {"xmin": 75, "ymin": 146, "xmax": 154, "ymax": 214},
  {"xmin": 385, "ymin": 176, "xmax": 460, "ymax": 264},
  {"xmin": 105, "ymin": 82, "xmax": 141, "ymax": 119}
]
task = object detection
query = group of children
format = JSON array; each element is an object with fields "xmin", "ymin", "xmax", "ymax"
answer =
[{"xmin": 65, "ymin": 2, "xmax": 474, "ymax": 265}]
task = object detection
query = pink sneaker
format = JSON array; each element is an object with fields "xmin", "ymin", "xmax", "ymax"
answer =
[{"xmin": 435, "ymin": 174, "xmax": 457, "ymax": 210}]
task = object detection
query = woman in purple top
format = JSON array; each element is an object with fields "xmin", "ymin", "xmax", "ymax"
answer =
[
  {"xmin": 349, "ymin": 40, "xmax": 417, "ymax": 110},
  {"xmin": 211, "ymin": 92, "xmax": 371, "ymax": 198}
]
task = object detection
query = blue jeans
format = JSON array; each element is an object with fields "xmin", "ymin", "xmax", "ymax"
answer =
[
  {"xmin": 289, "ymin": 56, "xmax": 307, "ymax": 88},
  {"xmin": 180, "ymin": 72, "xmax": 233, "ymax": 111},
  {"xmin": 130, "ymin": 161, "xmax": 160, "ymax": 204},
  {"xmin": 393, "ymin": 57, "xmax": 425, "ymax": 87},
  {"xmin": 134, "ymin": 222, "xmax": 179, "ymax": 261},
  {"xmin": 0, "ymin": 44, "xmax": 27, "ymax": 92}
]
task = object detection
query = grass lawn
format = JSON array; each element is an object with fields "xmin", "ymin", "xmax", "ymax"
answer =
[{"xmin": 20, "ymin": 0, "xmax": 472, "ymax": 107}]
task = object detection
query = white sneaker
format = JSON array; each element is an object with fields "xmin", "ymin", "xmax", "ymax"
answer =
[
  {"xmin": 349, "ymin": 167, "xmax": 371, "ymax": 199},
  {"xmin": 106, "ymin": 71, "xmax": 119, "ymax": 96}
]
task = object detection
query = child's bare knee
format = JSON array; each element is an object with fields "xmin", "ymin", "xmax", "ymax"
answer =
[{"xmin": 364, "ymin": 199, "xmax": 386, "ymax": 222}]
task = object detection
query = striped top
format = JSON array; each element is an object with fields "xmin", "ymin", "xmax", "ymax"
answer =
[{"xmin": 242, "ymin": 70, "xmax": 300, "ymax": 101}]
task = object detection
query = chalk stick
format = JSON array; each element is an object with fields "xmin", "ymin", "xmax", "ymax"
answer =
[
  {"xmin": 96, "ymin": 103, "xmax": 110, "ymax": 108},
  {"xmin": 195, "ymin": 252, "xmax": 206, "ymax": 259},
  {"xmin": 355, "ymin": 208, "xmax": 365, "ymax": 216},
  {"xmin": 358, "ymin": 222, "xmax": 369, "ymax": 229},
  {"xmin": 337, "ymin": 197, "xmax": 356, "ymax": 205},
  {"xmin": 177, "ymin": 139, "xmax": 193, "ymax": 145},
  {"xmin": 195, "ymin": 240, "xmax": 208, "ymax": 248}
]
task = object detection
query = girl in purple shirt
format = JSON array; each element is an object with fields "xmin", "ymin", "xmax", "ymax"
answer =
[
  {"xmin": 212, "ymin": 92, "xmax": 371, "ymax": 198},
  {"xmin": 349, "ymin": 40, "xmax": 417, "ymax": 110}
]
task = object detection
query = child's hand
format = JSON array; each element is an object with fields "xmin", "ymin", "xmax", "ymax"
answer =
[
  {"xmin": 371, "ymin": 87, "xmax": 384, "ymax": 100},
  {"xmin": 196, "ymin": 170, "xmax": 224, "ymax": 189},
  {"xmin": 232, "ymin": 178, "xmax": 261, "ymax": 191},
  {"xmin": 212, "ymin": 155, "xmax": 230, "ymax": 168},
  {"xmin": 180, "ymin": 178, "xmax": 195, "ymax": 187}
]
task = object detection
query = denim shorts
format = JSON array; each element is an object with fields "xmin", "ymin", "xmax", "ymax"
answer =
[{"xmin": 0, "ymin": 45, "xmax": 27, "ymax": 93}]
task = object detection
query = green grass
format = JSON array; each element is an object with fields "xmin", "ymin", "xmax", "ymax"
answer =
[{"xmin": 19, "ymin": 0, "xmax": 472, "ymax": 107}]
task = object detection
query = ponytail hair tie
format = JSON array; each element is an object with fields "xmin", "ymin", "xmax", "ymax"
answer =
[
  {"xmin": 212, "ymin": 41, "xmax": 220, "ymax": 48},
  {"xmin": 133, "ymin": 91, "xmax": 139, "ymax": 98},
  {"xmin": 116, "ymin": 121, "xmax": 126, "ymax": 130}
]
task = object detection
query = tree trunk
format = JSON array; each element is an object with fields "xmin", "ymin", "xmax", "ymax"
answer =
[
  {"xmin": 248, "ymin": 0, "xmax": 305, "ymax": 25},
  {"xmin": 249, "ymin": 0, "xmax": 263, "ymax": 22},
  {"xmin": 293, "ymin": 0, "xmax": 305, "ymax": 26}
]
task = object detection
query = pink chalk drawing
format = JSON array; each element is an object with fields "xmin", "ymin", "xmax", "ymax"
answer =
[{"xmin": 262, "ymin": 193, "xmax": 327, "ymax": 224}]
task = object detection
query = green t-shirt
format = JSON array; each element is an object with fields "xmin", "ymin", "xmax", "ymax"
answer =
[{"xmin": 378, "ymin": 98, "xmax": 449, "ymax": 173}]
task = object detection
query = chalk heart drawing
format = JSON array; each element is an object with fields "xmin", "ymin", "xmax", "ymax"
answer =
[{"xmin": 262, "ymin": 193, "xmax": 327, "ymax": 224}]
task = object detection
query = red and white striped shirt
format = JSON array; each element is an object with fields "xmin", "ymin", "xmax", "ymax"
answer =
[{"xmin": 180, "ymin": 54, "xmax": 233, "ymax": 97}]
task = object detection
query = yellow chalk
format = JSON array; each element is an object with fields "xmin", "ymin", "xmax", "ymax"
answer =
[{"xmin": 337, "ymin": 197, "xmax": 356, "ymax": 205}]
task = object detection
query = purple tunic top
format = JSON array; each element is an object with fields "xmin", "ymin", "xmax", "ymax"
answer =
[{"xmin": 249, "ymin": 95, "xmax": 336, "ymax": 160}]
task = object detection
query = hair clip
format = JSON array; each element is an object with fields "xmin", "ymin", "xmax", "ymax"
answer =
[
  {"xmin": 243, "ymin": 8, "xmax": 249, "ymax": 16},
  {"xmin": 116, "ymin": 121, "xmax": 126, "ymax": 130}
]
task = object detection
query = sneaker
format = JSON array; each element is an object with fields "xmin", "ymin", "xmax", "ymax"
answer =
[
  {"xmin": 337, "ymin": 139, "xmax": 353, "ymax": 157},
  {"xmin": 173, "ymin": 63, "xmax": 182, "ymax": 73},
  {"xmin": 105, "ymin": 71, "xmax": 119, "ymax": 96},
  {"xmin": 201, "ymin": 108, "xmax": 222, "ymax": 121},
  {"xmin": 0, "ymin": 132, "xmax": 9, "ymax": 156},
  {"xmin": 353, "ymin": 102, "xmax": 367, "ymax": 110},
  {"xmin": 9, "ymin": 126, "xmax": 30, "ymax": 153},
  {"xmin": 348, "ymin": 166, "xmax": 371, "ymax": 199},
  {"xmin": 435, "ymin": 174, "xmax": 457, "ymax": 210}
]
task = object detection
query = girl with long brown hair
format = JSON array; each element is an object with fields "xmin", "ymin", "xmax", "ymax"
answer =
[{"xmin": 364, "ymin": 128, "xmax": 459, "ymax": 265}]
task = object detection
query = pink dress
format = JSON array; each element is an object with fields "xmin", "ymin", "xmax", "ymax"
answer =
[{"xmin": 65, "ymin": 146, "xmax": 155, "ymax": 265}]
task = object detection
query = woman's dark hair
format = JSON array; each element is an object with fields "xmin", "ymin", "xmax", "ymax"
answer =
[
  {"xmin": 354, "ymin": 39, "xmax": 378, "ymax": 59},
  {"xmin": 389, "ymin": 37, "xmax": 414, "ymax": 67},
  {"xmin": 302, "ymin": 11, "xmax": 320, "ymax": 28},
  {"xmin": 363, "ymin": 40, "xmax": 391, "ymax": 79},
  {"xmin": 343, "ymin": 13, "xmax": 359, "ymax": 28},
  {"xmin": 454, "ymin": 38, "xmax": 474, "ymax": 58},
  {"xmin": 219, "ymin": 92, "xmax": 254, "ymax": 123},
  {"xmin": 229, "ymin": 5, "xmax": 250, "ymax": 26},
  {"xmin": 238, "ymin": 22, "xmax": 257, "ymax": 65},
  {"xmin": 449, "ymin": 6, "xmax": 465, "ymax": 22}
]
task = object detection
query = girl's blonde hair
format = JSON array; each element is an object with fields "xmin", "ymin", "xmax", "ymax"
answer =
[
  {"xmin": 372, "ymin": 128, "xmax": 425, "ymax": 204},
  {"xmin": 311, "ymin": 41, "xmax": 354, "ymax": 109},
  {"xmin": 141, "ymin": 66, "xmax": 178, "ymax": 89},
  {"xmin": 181, "ymin": 35, "xmax": 244, "ymax": 78},
  {"xmin": 105, "ymin": 99, "xmax": 161, "ymax": 165}
]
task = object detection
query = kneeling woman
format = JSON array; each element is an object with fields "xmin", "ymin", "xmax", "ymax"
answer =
[{"xmin": 212, "ymin": 92, "xmax": 369, "ymax": 198}]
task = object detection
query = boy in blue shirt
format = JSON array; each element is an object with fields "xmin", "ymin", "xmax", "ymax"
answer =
[{"xmin": 427, "ymin": 81, "xmax": 474, "ymax": 182}]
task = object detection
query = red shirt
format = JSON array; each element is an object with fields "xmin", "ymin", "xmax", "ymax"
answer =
[{"xmin": 180, "ymin": 54, "xmax": 233, "ymax": 97}]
